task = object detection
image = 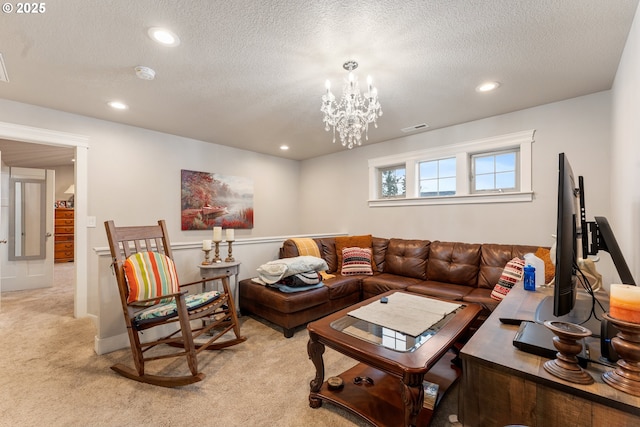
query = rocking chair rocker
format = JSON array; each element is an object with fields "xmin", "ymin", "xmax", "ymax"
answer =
[{"xmin": 105, "ymin": 220, "xmax": 246, "ymax": 387}]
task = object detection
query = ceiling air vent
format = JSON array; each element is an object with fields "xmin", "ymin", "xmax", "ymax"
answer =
[
  {"xmin": 0, "ymin": 53, "xmax": 8, "ymax": 83},
  {"xmin": 401, "ymin": 123, "xmax": 429, "ymax": 133}
]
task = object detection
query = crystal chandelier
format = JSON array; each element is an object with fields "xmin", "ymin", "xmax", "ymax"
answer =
[{"xmin": 321, "ymin": 60, "xmax": 382, "ymax": 149}]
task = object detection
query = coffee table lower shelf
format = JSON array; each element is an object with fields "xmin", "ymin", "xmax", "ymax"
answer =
[{"xmin": 310, "ymin": 351, "xmax": 459, "ymax": 427}]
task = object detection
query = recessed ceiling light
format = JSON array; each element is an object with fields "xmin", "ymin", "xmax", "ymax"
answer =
[
  {"xmin": 108, "ymin": 101, "xmax": 128, "ymax": 110},
  {"xmin": 280, "ymin": 145, "xmax": 289, "ymax": 151},
  {"xmin": 476, "ymin": 81, "xmax": 500, "ymax": 92},
  {"xmin": 148, "ymin": 27, "xmax": 180, "ymax": 46}
]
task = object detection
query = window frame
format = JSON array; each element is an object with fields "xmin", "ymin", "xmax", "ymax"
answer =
[
  {"xmin": 471, "ymin": 148, "xmax": 520, "ymax": 194},
  {"xmin": 418, "ymin": 156, "xmax": 457, "ymax": 197},
  {"xmin": 368, "ymin": 129, "xmax": 534, "ymax": 207},
  {"xmin": 378, "ymin": 164, "xmax": 406, "ymax": 199}
]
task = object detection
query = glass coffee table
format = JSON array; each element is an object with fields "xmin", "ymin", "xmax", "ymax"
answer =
[{"xmin": 307, "ymin": 290, "xmax": 481, "ymax": 427}]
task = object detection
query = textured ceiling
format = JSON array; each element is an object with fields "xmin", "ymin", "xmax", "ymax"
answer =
[{"xmin": 0, "ymin": 0, "xmax": 638, "ymax": 164}]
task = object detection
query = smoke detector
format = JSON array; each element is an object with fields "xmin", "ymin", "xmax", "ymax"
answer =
[{"xmin": 135, "ymin": 66, "xmax": 156, "ymax": 80}]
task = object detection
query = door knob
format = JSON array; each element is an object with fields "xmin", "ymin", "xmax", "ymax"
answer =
[{"xmin": 0, "ymin": 239, "xmax": 6, "ymax": 244}]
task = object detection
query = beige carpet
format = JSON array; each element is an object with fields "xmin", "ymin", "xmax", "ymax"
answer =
[{"xmin": 0, "ymin": 264, "xmax": 457, "ymax": 426}]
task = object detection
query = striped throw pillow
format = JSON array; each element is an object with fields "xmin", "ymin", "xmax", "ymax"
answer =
[
  {"xmin": 490, "ymin": 257, "xmax": 525, "ymax": 301},
  {"xmin": 341, "ymin": 247, "xmax": 374, "ymax": 276},
  {"xmin": 123, "ymin": 252, "xmax": 180, "ymax": 304}
]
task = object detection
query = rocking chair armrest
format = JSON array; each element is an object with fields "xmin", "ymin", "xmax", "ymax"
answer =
[
  {"xmin": 179, "ymin": 274, "xmax": 231, "ymax": 289},
  {"xmin": 129, "ymin": 290, "xmax": 188, "ymax": 306}
]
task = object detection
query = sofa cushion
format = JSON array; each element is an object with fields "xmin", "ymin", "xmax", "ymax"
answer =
[
  {"xmin": 477, "ymin": 244, "xmax": 539, "ymax": 289},
  {"xmin": 406, "ymin": 281, "xmax": 473, "ymax": 301},
  {"xmin": 384, "ymin": 238, "xmax": 430, "ymax": 280},
  {"xmin": 323, "ymin": 275, "xmax": 362, "ymax": 300},
  {"xmin": 318, "ymin": 238, "xmax": 339, "ymax": 273},
  {"xmin": 361, "ymin": 273, "xmax": 418, "ymax": 297},
  {"xmin": 341, "ymin": 247, "xmax": 374, "ymax": 276},
  {"xmin": 335, "ymin": 235, "xmax": 375, "ymax": 272},
  {"xmin": 240, "ymin": 279, "xmax": 329, "ymax": 314},
  {"xmin": 372, "ymin": 237, "xmax": 390, "ymax": 272},
  {"xmin": 462, "ymin": 288, "xmax": 498, "ymax": 317},
  {"xmin": 426, "ymin": 241, "xmax": 481, "ymax": 287}
]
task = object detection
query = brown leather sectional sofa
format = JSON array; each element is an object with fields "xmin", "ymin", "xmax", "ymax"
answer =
[{"xmin": 239, "ymin": 237, "xmax": 540, "ymax": 337}]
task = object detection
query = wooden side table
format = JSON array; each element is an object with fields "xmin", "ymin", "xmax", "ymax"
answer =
[{"xmin": 198, "ymin": 261, "xmax": 241, "ymax": 312}]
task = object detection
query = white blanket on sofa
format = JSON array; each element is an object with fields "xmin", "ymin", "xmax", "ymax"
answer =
[{"xmin": 256, "ymin": 256, "xmax": 329, "ymax": 284}]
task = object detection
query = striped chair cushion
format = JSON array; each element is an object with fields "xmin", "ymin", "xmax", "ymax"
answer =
[{"xmin": 123, "ymin": 252, "xmax": 180, "ymax": 304}]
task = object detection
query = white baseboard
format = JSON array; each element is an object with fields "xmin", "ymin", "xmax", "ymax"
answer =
[{"xmin": 94, "ymin": 332, "xmax": 129, "ymax": 355}]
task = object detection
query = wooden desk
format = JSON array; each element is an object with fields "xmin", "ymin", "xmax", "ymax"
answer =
[
  {"xmin": 459, "ymin": 284, "xmax": 640, "ymax": 426},
  {"xmin": 198, "ymin": 261, "xmax": 240, "ymax": 311}
]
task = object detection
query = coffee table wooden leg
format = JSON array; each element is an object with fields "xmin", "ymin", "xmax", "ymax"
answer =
[
  {"xmin": 307, "ymin": 335, "xmax": 325, "ymax": 408},
  {"xmin": 401, "ymin": 372, "xmax": 424, "ymax": 427}
]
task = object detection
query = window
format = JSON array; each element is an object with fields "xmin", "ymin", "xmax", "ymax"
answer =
[
  {"xmin": 368, "ymin": 129, "xmax": 534, "ymax": 207},
  {"xmin": 472, "ymin": 150, "xmax": 518, "ymax": 193},
  {"xmin": 379, "ymin": 165, "xmax": 406, "ymax": 198},
  {"xmin": 419, "ymin": 157, "xmax": 456, "ymax": 197}
]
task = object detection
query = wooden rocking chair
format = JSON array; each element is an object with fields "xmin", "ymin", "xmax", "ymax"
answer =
[{"xmin": 104, "ymin": 220, "xmax": 246, "ymax": 387}]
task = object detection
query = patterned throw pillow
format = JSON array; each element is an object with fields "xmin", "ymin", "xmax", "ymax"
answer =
[
  {"xmin": 490, "ymin": 257, "xmax": 525, "ymax": 301},
  {"xmin": 335, "ymin": 235, "xmax": 376, "ymax": 272},
  {"xmin": 341, "ymin": 247, "xmax": 374, "ymax": 276},
  {"xmin": 123, "ymin": 251, "xmax": 180, "ymax": 304}
]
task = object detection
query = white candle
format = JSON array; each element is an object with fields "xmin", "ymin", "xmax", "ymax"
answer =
[
  {"xmin": 202, "ymin": 240, "xmax": 212, "ymax": 251},
  {"xmin": 226, "ymin": 228, "xmax": 235, "ymax": 242},
  {"xmin": 610, "ymin": 284, "xmax": 640, "ymax": 324},
  {"xmin": 212, "ymin": 226, "xmax": 222, "ymax": 242}
]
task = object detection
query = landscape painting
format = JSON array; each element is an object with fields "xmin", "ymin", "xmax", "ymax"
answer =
[{"xmin": 181, "ymin": 169, "xmax": 254, "ymax": 230}]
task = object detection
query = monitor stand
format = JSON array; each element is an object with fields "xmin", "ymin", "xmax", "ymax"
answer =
[{"xmin": 535, "ymin": 290, "xmax": 609, "ymax": 338}]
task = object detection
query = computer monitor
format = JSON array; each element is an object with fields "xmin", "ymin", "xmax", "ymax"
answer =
[
  {"xmin": 535, "ymin": 153, "xmax": 636, "ymax": 336},
  {"xmin": 553, "ymin": 152, "xmax": 579, "ymax": 317}
]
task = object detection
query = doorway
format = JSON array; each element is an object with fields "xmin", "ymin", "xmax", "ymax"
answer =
[{"xmin": 0, "ymin": 121, "xmax": 89, "ymax": 318}]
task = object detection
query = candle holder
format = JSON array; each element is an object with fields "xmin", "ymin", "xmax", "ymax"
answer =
[
  {"xmin": 543, "ymin": 320, "xmax": 594, "ymax": 384},
  {"xmin": 602, "ymin": 313, "xmax": 640, "ymax": 396},
  {"xmin": 213, "ymin": 241, "xmax": 222, "ymax": 263},
  {"xmin": 225, "ymin": 240, "xmax": 235, "ymax": 262},
  {"xmin": 201, "ymin": 249, "xmax": 212, "ymax": 265}
]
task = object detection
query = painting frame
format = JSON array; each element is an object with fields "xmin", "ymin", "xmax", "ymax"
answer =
[{"xmin": 180, "ymin": 169, "xmax": 254, "ymax": 230}]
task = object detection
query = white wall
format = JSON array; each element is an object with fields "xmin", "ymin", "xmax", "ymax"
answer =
[
  {"xmin": 52, "ymin": 165, "xmax": 74, "ymax": 202},
  {"xmin": 299, "ymin": 92, "xmax": 612, "ymax": 251},
  {"xmin": 611, "ymin": 3, "xmax": 640, "ymax": 285},
  {"xmin": 0, "ymin": 99, "xmax": 305, "ymax": 352}
]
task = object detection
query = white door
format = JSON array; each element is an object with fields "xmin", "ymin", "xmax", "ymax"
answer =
[{"xmin": 0, "ymin": 165, "xmax": 55, "ymax": 292}]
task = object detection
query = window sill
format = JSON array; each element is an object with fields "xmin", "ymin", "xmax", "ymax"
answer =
[{"xmin": 368, "ymin": 191, "xmax": 534, "ymax": 207}]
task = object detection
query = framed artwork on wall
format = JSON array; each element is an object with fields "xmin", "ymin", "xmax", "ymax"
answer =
[{"xmin": 180, "ymin": 169, "xmax": 254, "ymax": 230}]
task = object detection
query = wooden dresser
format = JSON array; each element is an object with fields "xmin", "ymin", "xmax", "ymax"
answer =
[{"xmin": 54, "ymin": 208, "xmax": 74, "ymax": 263}]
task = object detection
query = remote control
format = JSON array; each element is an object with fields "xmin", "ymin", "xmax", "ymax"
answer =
[{"xmin": 499, "ymin": 317, "xmax": 525, "ymax": 325}]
